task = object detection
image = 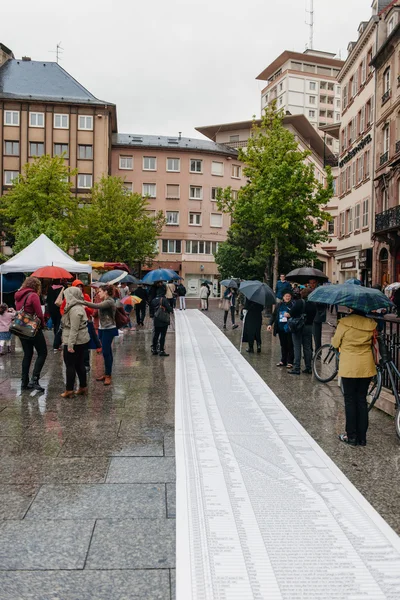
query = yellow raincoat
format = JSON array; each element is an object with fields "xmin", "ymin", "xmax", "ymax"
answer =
[{"xmin": 331, "ymin": 314, "xmax": 377, "ymax": 378}]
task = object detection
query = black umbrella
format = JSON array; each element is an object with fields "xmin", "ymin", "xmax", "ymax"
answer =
[
  {"xmin": 120, "ymin": 274, "xmax": 141, "ymax": 284},
  {"xmin": 239, "ymin": 280, "xmax": 276, "ymax": 306},
  {"xmin": 285, "ymin": 267, "xmax": 328, "ymax": 284},
  {"xmin": 220, "ymin": 279, "xmax": 238, "ymax": 289}
]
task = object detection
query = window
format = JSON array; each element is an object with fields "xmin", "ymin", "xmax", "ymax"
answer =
[
  {"xmin": 4, "ymin": 170, "xmax": 19, "ymax": 185},
  {"xmin": 320, "ymin": 96, "xmax": 327, "ymax": 104},
  {"xmin": 358, "ymin": 156, "xmax": 364, "ymax": 184},
  {"xmin": 348, "ymin": 208, "xmax": 353, "ymax": 234},
  {"xmin": 230, "ymin": 135, "xmax": 239, "ymax": 142},
  {"xmin": 162, "ymin": 239, "xmax": 181, "ymax": 254},
  {"xmin": 362, "ymin": 198, "xmax": 369, "ymax": 228},
  {"xmin": 320, "ymin": 110, "xmax": 326, "ymax": 117},
  {"xmin": 332, "ymin": 178, "xmax": 337, "ymax": 196},
  {"xmin": 185, "ymin": 240, "xmax": 218, "ymax": 254},
  {"xmin": 388, "ymin": 16, "xmax": 395, "ymax": 35},
  {"xmin": 309, "ymin": 110, "xmax": 316, "ymax": 118},
  {"xmin": 231, "ymin": 164, "xmax": 241, "ymax": 178},
  {"xmin": 4, "ymin": 141, "xmax": 19, "ymax": 155},
  {"xmin": 54, "ymin": 143, "xmax": 69, "ymax": 157},
  {"xmin": 342, "ymin": 85, "xmax": 348, "ymax": 110},
  {"xmin": 29, "ymin": 142, "xmax": 45, "ymax": 157},
  {"xmin": 211, "ymin": 187, "xmax": 221, "ymax": 200},
  {"xmin": 384, "ymin": 68, "xmax": 391, "ymax": 94},
  {"xmin": 189, "ymin": 185, "xmax": 202, "ymax": 200},
  {"xmin": 365, "ymin": 149, "xmax": 370, "ymax": 179},
  {"xmin": 77, "ymin": 174, "xmax": 92, "ymax": 189},
  {"xmin": 328, "ymin": 218, "xmax": 335, "ymax": 235},
  {"xmin": 146, "ymin": 209, "xmax": 156, "ymax": 218},
  {"xmin": 210, "ymin": 213, "xmax": 223, "ymax": 228},
  {"xmin": 340, "ymin": 212, "xmax": 345, "ymax": 237},
  {"xmin": 340, "ymin": 171, "xmax": 346, "ymax": 195},
  {"xmin": 361, "ymin": 57, "xmax": 367, "ymax": 84},
  {"xmin": 166, "ymin": 211, "xmax": 179, "ymax": 225},
  {"xmin": 143, "ymin": 156, "xmax": 157, "ymax": 171},
  {"xmin": 309, "ymin": 96, "xmax": 316, "ymax": 104},
  {"xmin": 78, "ymin": 115, "xmax": 93, "ymax": 130},
  {"xmin": 29, "ymin": 112, "xmax": 44, "ymax": 128},
  {"xmin": 189, "ymin": 212, "xmax": 201, "ymax": 226},
  {"xmin": 190, "ymin": 159, "xmax": 202, "ymax": 173},
  {"xmin": 143, "ymin": 183, "xmax": 156, "ymax": 198},
  {"xmin": 167, "ymin": 157, "xmax": 180, "ymax": 172},
  {"xmin": 360, "ymin": 106, "xmax": 365, "ymax": 133},
  {"xmin": 78, "ymin": 145, "xmax": 93, "ymax": 160},
  {"xmin": 346, "ymin": 166, "xmax": 351, "ymax": 191},
  {"xmin": 352, "ymin": 161, "xmax": 357, "ymax": 188},
  {"xmin": 211, "ymin": 161, "xmax": 224, "ymax": 176},
  {"xmin": 350, "ymin": 118, "xmax": 356, "ymax": 143},
  {"xmin": 279, "ymin": 96, "xmax": 283, "ymax": 106},
  {"xmin": 343, "ymin": 127, "xmax": 348, "ymax": 149},
  {"xmin": 231, "ymin": 189, "xmax": 238, "ymax": 200},
  {"xmin": 354, "ymin": 204, "xmax": 361, "ymax": 230},
  {"xmin": 384, "ymin": 125, "xmax": 390, "ymax": 154},
  {"xmin": 336, "ymin": 99, "xmax": 341, "ymax": 108},
  {"xmin": 279, "ymin": 82, "xmax": 283, "ymax": 91},
  {"xmin": 335, "ymin": 112, "xmax": 341, "ymax": 122},
  {"xmin": 166, "ymin": 184, "xmax": 180, "ymax": 199},
  {"xmin": 123, "ymin": 182, "xmax": 133, "ymax": 192},
  {"xmin": 337, "ymin": 86, "xmax": 341, "ymax": 95},
  {"xmin": 4, "ymin": 111, "xmax": 19, "ymax": 126},
  {"xmin": 383, "ymin": 187, "xmax": 389, "ymax": 211},
  {"xmin": 119, "ymin": 156, "xmax": 133, "ymax": 170},
  {"xmin": 54, "ymin": 114, "xmax": 69, "ymax": 129},
  {"xmin": 352, "ymin": 72, "xmax": 358, "ymax": 97}
]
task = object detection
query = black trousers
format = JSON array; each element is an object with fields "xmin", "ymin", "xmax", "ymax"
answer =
[
  {"xmin": 341, "ymin": 377, "xmax": 371, "ymax": 443},
  {"xmin": 278, "ymin": 330, "xmax": 294, "ymax": 365},
  {"xmin": 152, "ymin": 326, "xmax": 168, "ymax": 352},
  {"xmin": 51, "ymin": 311, "xmax": 62, "ymax": 349},
  {"xmin": 224, "ymin": 307, "xmax": 235, "ymax": 325},
  {"xmin": 63, "ymin": 343, "xmax": 88, "ymax": 391},
  {"xmin": 313, "ymin": 322, "xmax": 323, "ymax": 353},
  {"xmin": 20, "ymin": 329, "xmax": 48, "ymax": 384},
  {"xmin": 292, "ymin": 324, "xmax": 313, "ymax": 372},
  {"xmin": 135, "ymin": 303, "xmax": 146, "ymax": 325}
]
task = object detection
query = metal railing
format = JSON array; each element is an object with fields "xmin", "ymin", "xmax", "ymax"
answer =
[
  {"xmin": 375, "ymin": 205, "xmax": 400, "ymax": 233},
  {"xmin": 382, "ymin": 89, "xmax": 391, "ymax": 105},
  {"xmin": 380, "ymin": 151, "xmax": 389, "ymax": 165},
  {"xmin": 221, "ymin": 140, "xmax": 248, "ymax": 149}
]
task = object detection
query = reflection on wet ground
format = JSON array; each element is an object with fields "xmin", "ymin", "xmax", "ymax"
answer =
[{"xmin": 0, "ymin": 319, "xmax": 176, "ymax": 600}]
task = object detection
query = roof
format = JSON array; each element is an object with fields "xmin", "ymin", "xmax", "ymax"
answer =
[
  {"xmin": 0, "ymin": 59, "xmax": 113, "ymax": 105},
  {"xmin": 196, "ymin": 114, "xmax": 336, "ymax": 163},
  {"xmin": 256, "ymin": 50, "xmax": 344, "ymax": 81},
  {"xmin": 112, "ymin": 133, "xmax": 238, "ymax": 157}
]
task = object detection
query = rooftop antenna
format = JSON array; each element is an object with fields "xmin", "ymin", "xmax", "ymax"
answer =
[
  {"xmin": 49, "ymin": 42, "xmax": 64, "ymax": 64},
  {"xmin": 305, "ymin": 0, "xmax": 314, "ymax": 50}
]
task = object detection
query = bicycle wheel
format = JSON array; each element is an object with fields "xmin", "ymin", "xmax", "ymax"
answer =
[
  {"xmin": 367, "ymin": 369, "xmax": 382, "ymax": 412},
  {"xmin": 313, "ymin": 344, "xmax": 338, "ymax": 383},
  {"xmin": 395, "ymin": 408, "xmax": 400, "ymax": 440}
]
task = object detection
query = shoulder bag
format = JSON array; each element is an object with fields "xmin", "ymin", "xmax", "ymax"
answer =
[
  {"xmin": 155, "ymin": 299, "xmax": 171, "ymax": 326},
  {"xmin": 115, "ymin": 305, "xmax": 130, "ymax": 329},
  {"xmin": 9, "ymin": 293, "xmax": 41, "ymax": 339},
  {"xmin": 287, "ymin": 300, "xmax": 306, "ymax": 334}
]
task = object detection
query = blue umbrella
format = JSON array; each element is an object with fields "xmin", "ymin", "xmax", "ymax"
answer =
[
  {"xmin": 142, "ymin": 269, "xmax": 177, "ymax": 284},
  {"xmin": 165, "ymin": 269, "xmax": 182, "ymax": 281},
  {"xmin": 120, "ymin": 274, "xmax": 141, "ymax": 284},
  {"xmin": 346, "ymin": 278, "xmax": 362, "ymax": 285},
  {"xmin": 308, "ymin": 283, "xmax": 393, "ymax": 312},
  {"xmin": 1, "ymin": 273, "xmax": 25, "ymax": 293},
  {"xmin": 220, "ymin": 279, "xmax": 238, "ymax": 289},
  {"xmin": 99, "ymin": 269, "xmax": 128, "ymax": 284},
  {"xmin": 239, "ymin": 280, "xmax": 276, "ymax": 306}
]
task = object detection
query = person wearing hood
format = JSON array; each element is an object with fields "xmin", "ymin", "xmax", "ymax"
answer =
[
  {"xmin": 60, "ymin": 287, "xmax": 90, "ymax": 398},
  {"xmin": 15, "ymin": 277, "xmax": 47, "ymax": 391},
  {"xmin": 331, "ymin": 309, "xmax": 377, "ymax": 447}
]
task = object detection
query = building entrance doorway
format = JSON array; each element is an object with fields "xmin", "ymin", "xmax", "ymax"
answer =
[{"xmin": 380, "ymin": 248, "xmax": 389, "ymax": 287}]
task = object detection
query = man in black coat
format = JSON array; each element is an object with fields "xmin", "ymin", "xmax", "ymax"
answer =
[
  {"xmin": 134, "ymin": 284, "xmax": 148, "ymax": 326},
  {"xmin": 149, "ymin": 286, "xmax": 173, "ymax": 357}
]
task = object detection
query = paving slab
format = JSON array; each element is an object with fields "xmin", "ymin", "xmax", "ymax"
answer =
[
  {"xmin": 59, "ymin": 434, "xmax": 164, "ymax": 457},
  {"xmin": 86, "ymin": 519, "xmax": 175, "ymax": 570},
  {"xmin": 0, "ymin": 485, "xmax": 37, "ymax": 519},
  {"xmin": 166, "ymin": 483, "xmax": 176, "ymax": 518},
  {"xmin": 0, "ymin": 520, "xmax": 94, "ymax": 570},
  {"xmin": 164, "ymin": 434, "xmax": 175, "ymax": 456},
  {"xmin": 106, "ymin": 457, "xmax": 176, "ymax": 483},
  {"xmin": 0, "ymin": 456, "xmax": 109, "ymax": 484},
  {"xmin": 26, "ymin": 483, "xmax": 166, "ymax": 520}
]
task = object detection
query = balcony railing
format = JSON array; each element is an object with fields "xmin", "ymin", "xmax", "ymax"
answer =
[
  {"xmin": 221, "ymin": 140, "xmax": 248, "ymax": 149},
  {"xmin": 375, "ymin": 205, "xmax": 400, "ymax": 233},
  {"xmin": 382, "ymin": 89, "xmax": 391, "ymax": 105},
  {"xmin": 396, "ymin": 140, "xmax": 400, "ymax": 154},
  {"xmin": 380, "ymin": 151, "xmax": 389, "ymax": 165},
  {"xmin": 324, "ymin": 155, "xmax": 339, "ymax": 168}
]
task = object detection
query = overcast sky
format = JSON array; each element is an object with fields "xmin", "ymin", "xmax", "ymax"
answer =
[{"xmin": 3, "ymin": 0, "xmax": 373, "ymax": 139}]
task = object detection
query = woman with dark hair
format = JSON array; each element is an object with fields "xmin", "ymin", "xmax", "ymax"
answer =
[
  {"xmin": 15, "ymin": 276, "xmax": 48, "ymax": 391},
  {"xmin": 79, "ymin": 284, "xmax": 117, "ymax": 385},
  {"xmin": 331, "ymin": 308, "xmax": 377, "ymax": 446},
  {"xmin": 267, "ymin": 291, "xmax": 295, "ymax": 366}
]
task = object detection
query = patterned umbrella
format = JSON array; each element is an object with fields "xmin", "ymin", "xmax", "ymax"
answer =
[
  {"xmin": 120, "ymin": 295, "xmax": 142, "ymax": 306},
  {"xmin": 308, "ymin": 284, "xmax": 393, "ymax": 312},
  {"xmin": 99, "ymin": 269, "xmax": 128, "ymax": 284}
]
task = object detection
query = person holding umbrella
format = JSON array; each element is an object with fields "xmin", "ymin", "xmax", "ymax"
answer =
[
  {"xmin": 222, "ymin": 287, "xmax": 238, "ymax": 329},
  {"xmin": 134, "ymin": 284, "xmax": 148, "ymax": 326},
  {"xmin": 287, "ymin": 288, "xmax": 317, "ymax": 375},
  {"xmin": 267, "ymin": 291, "xmax": 295, "ymax": 367},
  {"xmin": 239, "ymin": 280, "xmax": 276, "ymax": 353}
]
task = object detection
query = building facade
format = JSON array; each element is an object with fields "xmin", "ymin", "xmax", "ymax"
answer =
[
  {"xmin": 256, "ymin": 49, "xmax": 344, "ymax": 154},
  {"xmin": 372, "ymin": 2, "xmax": 400, "ymax": 286},
  {"xmin": 111, "ymin": 135, "xmax": 244, "ymax": 297}
]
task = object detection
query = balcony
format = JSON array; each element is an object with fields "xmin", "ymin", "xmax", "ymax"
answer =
[
  {"xmin": 382, "ymin": 89, "xmax": 391, "ymax": 105},
  {"xmin": 396, "ymin": 140, "xmax": 400, "ymax": 154},
  {"xmin": 221, "ymin": 140, "xmax": 248, "ymax": 149},
  {"xmin": 380, "ymin": 151, "xmax": 389, "ymax": 166},
  {"xmin": 375, "ymin": 206, "xmax": 400, "ymax": 233}
]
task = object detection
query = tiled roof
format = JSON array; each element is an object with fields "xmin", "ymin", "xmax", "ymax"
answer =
[
  {"xmin": 0, "ymin": 59, "xmax": 113, "ymax": 105},
  {"xmin": 112, "ymin": 133, "xmax": 238, "ymax": 157}
]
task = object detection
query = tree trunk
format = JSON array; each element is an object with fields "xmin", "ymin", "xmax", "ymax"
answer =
[
  {"xmin": 264, "ymin": 255, "xmax": 272, "ymax": 287},
  {"xmin": 273, "ymin": 237, "xmax": 279, "ymax": 290}
]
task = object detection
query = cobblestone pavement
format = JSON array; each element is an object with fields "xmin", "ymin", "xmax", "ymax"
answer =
[
  {"xmin": 199, "ymin": 298, "xmax": 400, "ymax": 535},
  {"xmin": 0, "ymin": 316, "xmax": 176, "ymax": 600}
]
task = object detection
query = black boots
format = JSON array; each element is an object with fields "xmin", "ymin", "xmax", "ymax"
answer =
[
  {"xmin": 28, "ymin": 378, "xmax": 45, "ymax": 392},
  {"xmin": 246, "ymin": 345, "xmax": 254, "ymax": 353}
]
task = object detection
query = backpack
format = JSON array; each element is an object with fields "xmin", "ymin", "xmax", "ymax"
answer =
[
  {"xmin": 177, "ymin": 284, "xmax": 186, "ymax": 296},
  {"xmin": 287, "ymin": 300, "xmax": 306, "ymax": 333},
  {"xmin": 115, "ymin": 306, "xmax": 130, "ymax": 329}
]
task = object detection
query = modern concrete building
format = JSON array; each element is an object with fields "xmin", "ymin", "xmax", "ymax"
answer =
[
  {"xmin": 372, "ymin": 1, "xmax": 400, "ymax": 286},
  {"xmin": 256, "ymin": 49, "xmax": 344, "ymax": 154},
  {"xmin": 111, "ymin": 134, "xmax": 244, "ymax": 296},
  {"xmin": 196, "ymin": 114, "xmax": 338, "ymax": 281}
]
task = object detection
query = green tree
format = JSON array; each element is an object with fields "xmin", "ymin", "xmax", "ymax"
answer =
[
  {"xmin": 76, "ymin": 176, "xmax": 164, "ymax": 267},
  {"xmin": 217, "ymin": 105, "xmax": 333, "ymax": 288},
  {"xmin": 0, "ymin": 154, "xmax": 78, "ymax": 252}
]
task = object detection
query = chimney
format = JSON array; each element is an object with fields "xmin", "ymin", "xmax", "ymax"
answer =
[
  {"xmin": 0, "ymin": 43, "xmax": 14, "ymax": 67},
  {"xmin": 178, "ymin": 132, "xmax": 182, "ymax": 140},
  {"xmin": 22, "ymin": 56, "xmax": 31, "ymax": 61}
]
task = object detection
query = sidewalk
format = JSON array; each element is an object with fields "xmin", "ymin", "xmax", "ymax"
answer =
[{"xmin": 0, "ymin": 325, "xmax": 176, "ymax": 600}]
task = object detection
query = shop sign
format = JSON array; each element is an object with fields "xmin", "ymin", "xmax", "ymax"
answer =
[
  {"xmin": 339, "ymin": 133, "xmax": 372, "ymax": 168},
  {"xmin": 341, "ymin": 259, "xmax": 356, "ymax": 269}
]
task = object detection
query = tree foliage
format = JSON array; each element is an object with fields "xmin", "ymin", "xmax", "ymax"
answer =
[
  {"xmin": 75, "ymin": 176, "xmax": 164, "ymax": 266},
  {"xmin": 0, "ymin": 154, "xmax": 78, "ymax": 252},
  {"xmin": 216, "ymin": 104, "xmax": 333, "ymax": 287}
]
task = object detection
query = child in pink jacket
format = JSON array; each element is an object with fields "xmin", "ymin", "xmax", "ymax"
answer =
[{"xmin": 0, "ymin": 303, "xmax": 15, "ymax": 354}]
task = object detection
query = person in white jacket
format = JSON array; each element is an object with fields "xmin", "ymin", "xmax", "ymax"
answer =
[{"xmin": 200, "ymin": 284, "xmax": 208, "ymax": 311}]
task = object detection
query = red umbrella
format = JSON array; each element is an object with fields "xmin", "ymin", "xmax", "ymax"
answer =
[{"xmin": 31, "ymin": 266, "xmax": 73, "ymax": 279}]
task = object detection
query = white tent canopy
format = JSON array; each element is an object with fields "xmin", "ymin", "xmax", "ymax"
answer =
[{"xmin": 0, "ymin": 234, "xmax": 92, "ymax": 274}]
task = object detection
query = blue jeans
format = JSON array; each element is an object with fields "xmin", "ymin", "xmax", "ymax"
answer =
[{"xmin": 99, "ymin": 328, "xmax": 118, "ymax": 376}]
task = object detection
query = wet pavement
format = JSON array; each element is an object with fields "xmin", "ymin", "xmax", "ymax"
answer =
[
  {"xmin": 1, "ymin": 301, "xmax": 400, "ymax": 599},
  {"xmin": 0, "ymin": 316, "xmax": 176, "ymax": 600}
]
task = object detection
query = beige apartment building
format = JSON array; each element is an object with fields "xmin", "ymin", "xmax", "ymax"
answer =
[
  {"xmin": 257, "ymin": 49, "xmax": 344, "ymax": 154},
  {"xmin": 196, "ymin": 114, "xmax": 338, "ymax": 281},
  {"xmin": 0, "ymin": 44, "xmax": 116, "ymax": 214},
  {"xmin": 327, "ymin": 16, "xmax": 377, "ymax": 285},
  {"xmin": 111, "ymin": 135, "xmax": 244, "ymax": 297},
  {"xmin": 372, "ymin": 1, "xmax": 400, "ymax": 286}
]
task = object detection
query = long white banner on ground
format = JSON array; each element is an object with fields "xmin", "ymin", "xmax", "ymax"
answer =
[{"xmin": 175, "ymin": 310, "xmax": 400, "ymax": 599}]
